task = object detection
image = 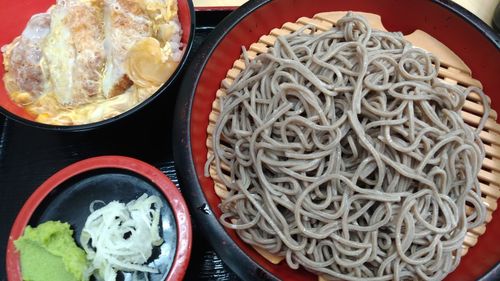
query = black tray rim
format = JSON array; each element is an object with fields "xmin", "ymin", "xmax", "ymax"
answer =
[
  {"xmin": 0, "ymin": 0, "xmax": 196, "ymax": 133},
  {"xmin": 173, "ymin": 1, "xmax": 500, "ymax": 280}
]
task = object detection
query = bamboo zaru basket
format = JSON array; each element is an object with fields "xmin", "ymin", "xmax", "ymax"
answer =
[{"xmin": 205, "ymin": 11, "xmax": 500, "ymax": 279}]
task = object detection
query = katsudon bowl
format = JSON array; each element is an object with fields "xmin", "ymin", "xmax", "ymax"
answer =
[
  {"xmin": 0, "ymin": 0, "xmax": 195, "ymax": 131},
  {"xmin": 173, "ymin": 0, "xmax": 500, "ymax": 280}
]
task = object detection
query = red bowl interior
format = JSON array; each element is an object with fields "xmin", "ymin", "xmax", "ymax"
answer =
[
  {"xmin": 189, "ymin": 0, "xmax": 500, "ymax": 280},
  {"xmin": 6, "ymin": 156, "xmax": 192, "ymax": 281},
  {"xmin": 0, "ymin": 0, "xmax": 193, "ymax": 124}
]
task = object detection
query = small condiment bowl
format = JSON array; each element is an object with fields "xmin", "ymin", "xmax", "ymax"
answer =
[{"xmin": 6, "ymin": 156, "xmax": 192, "ymax": 281}]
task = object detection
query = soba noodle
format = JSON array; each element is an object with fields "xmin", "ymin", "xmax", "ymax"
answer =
[{"xmin": 207, "ymin": 12, "xmax": 489, "ymax": 281}]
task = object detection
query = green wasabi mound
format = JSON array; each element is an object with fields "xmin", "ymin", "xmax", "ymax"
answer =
[{"xmin": 14, "ymin": 221, "xmax": 88, "ymax": 281}]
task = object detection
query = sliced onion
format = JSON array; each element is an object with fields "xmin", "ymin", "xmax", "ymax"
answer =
[
  {"xmin": 123, "ymin": 37, "xmax": 178, "ymax": 88},
  {"xmin": 80, "ymin": 194, "xmax": 164, "ymax": 281}
]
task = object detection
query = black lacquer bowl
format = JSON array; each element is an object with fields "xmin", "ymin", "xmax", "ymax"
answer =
[
  {"xmin": 0, "ymin": 0, "xmax": 195, "ymax": 132},
  {"xmin": 6, "ymin": 156, "xmax": 192, "ymax": 281},
  {"xmin": 173, "ymin": 0, "xmax": 500, "ymax": 280}
]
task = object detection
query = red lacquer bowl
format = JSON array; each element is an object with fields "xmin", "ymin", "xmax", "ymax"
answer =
[
  {"xmin": 0, "ymin": 0, "xmax": 195, "ymax": 131},
  {"xmin": 173, "ymin": 0, "xmax": 500, "ymax": 280},
  {"xmin": 6, "ymin": 156, "xmax": 192, "ymax": 281}
]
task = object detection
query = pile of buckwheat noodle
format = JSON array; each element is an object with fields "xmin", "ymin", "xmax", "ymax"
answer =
[{"xmin": 206, "ymin": 12, "xmax": 489, "ymax": 281}]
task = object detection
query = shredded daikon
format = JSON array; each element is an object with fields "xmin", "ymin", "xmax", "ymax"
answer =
[{"xmin": 80, "ymin": 193, "xmax": 164, "ymax": 281}]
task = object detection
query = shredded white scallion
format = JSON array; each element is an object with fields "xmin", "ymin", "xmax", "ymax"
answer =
[{"xmin": 80, "ymin": 193, "xmax": 164, "ymax": 281}]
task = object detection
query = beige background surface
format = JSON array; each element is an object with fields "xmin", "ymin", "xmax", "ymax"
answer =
[
  {"xmin": 193, "ymin": 0, "xmax": 499, "ymax": 26},
  {"xmin": 454, "ymin": 0, "xmax": 498, "ymax": 25}
]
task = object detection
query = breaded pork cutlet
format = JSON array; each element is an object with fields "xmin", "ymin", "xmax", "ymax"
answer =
[
  {"xmin": 102, "ymin": 0, "xmax": 153, "ymax": 98},
  {"xmin": 43, "ymin": 0, "xmax": 105, "ymax": 105},
  {"xmin": 3, "ymin": 13, "xmax": 51, "ymax": 99}
]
